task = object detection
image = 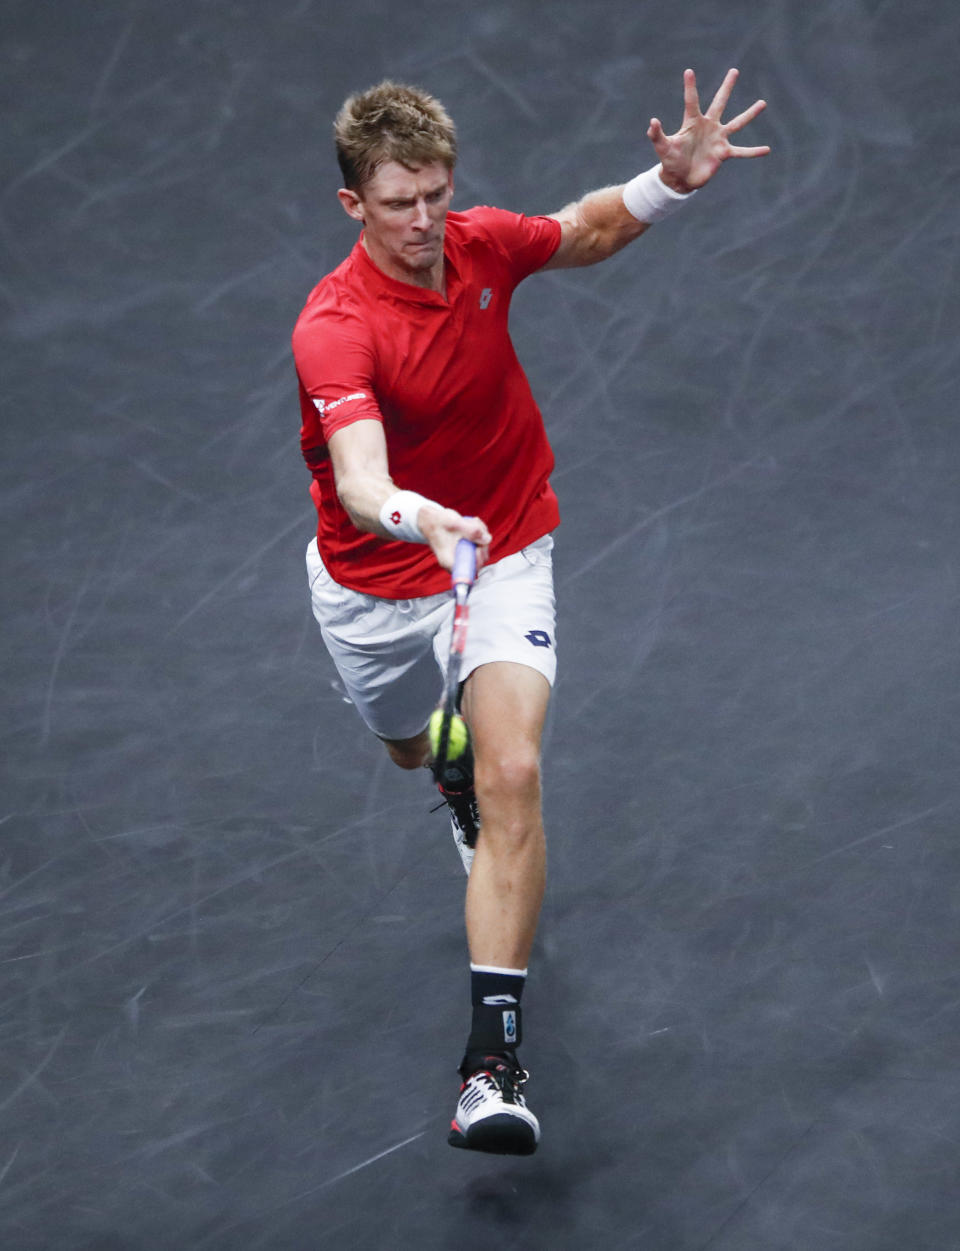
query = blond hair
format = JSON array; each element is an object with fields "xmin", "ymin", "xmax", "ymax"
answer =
[{"xmin": 334, "ymin": 81, "xmax": 457, "ymax": 192}]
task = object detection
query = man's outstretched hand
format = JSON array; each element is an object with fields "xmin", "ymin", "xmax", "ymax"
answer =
[{"xmin": 648, "ymin": 68, "xmax": 769, "ymax": 194}]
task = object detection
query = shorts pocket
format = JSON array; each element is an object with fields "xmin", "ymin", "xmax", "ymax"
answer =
[{"xmin": 520, "ymin": 534, "xmax": 554, "ymax": 567}]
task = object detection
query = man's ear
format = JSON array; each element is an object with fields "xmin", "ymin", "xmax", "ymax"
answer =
[{"xmin": 337, "ymin": 187, "xmax": 365, "ymax": 224}]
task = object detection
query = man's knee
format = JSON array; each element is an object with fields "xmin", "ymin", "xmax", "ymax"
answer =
[
  {"xmin": 475, "ymin": 749, "xmax": 541, "ymax": 808},
  {"xmin": 383, "ymin": 730, "xmax": 430, "ymax": 771}
]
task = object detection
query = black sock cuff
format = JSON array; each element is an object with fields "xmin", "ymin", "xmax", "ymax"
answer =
[{"xmin": 470, "ymin": 968, "xmax": 526, "ymax": 1007}]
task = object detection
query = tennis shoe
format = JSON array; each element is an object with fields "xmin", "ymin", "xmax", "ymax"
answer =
[
  {"xmin": 448, "ymin": 1057, "xmax": 540, "ymax": 1156},
  {"xmin": 438, "ymin": 785, "xmax": 479, "ymax": 874}
]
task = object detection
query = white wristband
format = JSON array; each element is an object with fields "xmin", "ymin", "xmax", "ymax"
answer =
[
  {"xmin": 379, "ymin": 489, "xmax": 437, "ymax": 543},
  {"xmin": 622, "ymin": 164, "xmax": 697, "ymax": 224}
]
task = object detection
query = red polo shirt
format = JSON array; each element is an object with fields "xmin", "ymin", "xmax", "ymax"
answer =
[{"xmin": 293, "ymin": 206, "xmax": 562, "ymax": 597}]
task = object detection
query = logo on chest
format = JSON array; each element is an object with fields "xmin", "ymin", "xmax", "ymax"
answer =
[{"xmin": 478, "ymin": 288, "xmax": 494, "ymax": 310}]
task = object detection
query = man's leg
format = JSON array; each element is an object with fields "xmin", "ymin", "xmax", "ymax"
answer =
[
  {"xmin": 306, "ymin": 537, "xmax": 449, "ymax": 753},
  {"xmin": 460, "ymin": 661, "xmax": 550, "ymax": 968},
  {"xmin": 381, "ymin": 729, "xmax": 431, "ymax": 771},
  {"xmin": 446, "ymin": 659, "xmax": 549, "ymax": 1155}
]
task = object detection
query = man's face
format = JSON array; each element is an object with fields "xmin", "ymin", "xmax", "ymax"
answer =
[{"xmin": 339, "ymin": 160, "xmax": 454, "ymax": 287}]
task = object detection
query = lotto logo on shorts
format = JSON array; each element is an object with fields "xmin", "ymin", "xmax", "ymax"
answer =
[
  {"xmin": 525, "ymin": 630, "xmax": 552, "ymax": 648},
  {"xmin": 502, "ymin": 1010, "xmax": 517, "ymax": 1044},
  {"xmin": 389, "ymin": 510, "xmax": 401, "ymax": 526}
]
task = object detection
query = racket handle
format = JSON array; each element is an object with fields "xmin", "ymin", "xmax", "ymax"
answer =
[{"xmin": 452, "ymin": 538, "xmax": 477, "ymax": 590}]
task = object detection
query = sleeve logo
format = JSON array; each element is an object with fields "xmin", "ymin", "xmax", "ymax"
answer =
[{"xmin": 312, "ymin": 392, "xmax": 368, "ymax": 416}]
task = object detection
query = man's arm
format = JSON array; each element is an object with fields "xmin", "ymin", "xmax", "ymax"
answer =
[
  {"xmin": 543, "ymin": 187, "xmax": 650, "ymax": 270},
  {"xmin": 543, "ymin": 67, "xmax": 768, "ymax": 271},
  {"xmin": 328, "ymin": 418, "xmax": 491, "ymax": 570}
]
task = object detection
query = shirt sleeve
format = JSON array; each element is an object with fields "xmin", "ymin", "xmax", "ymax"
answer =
[
  {"xmin": 292, "ymin": 308, "xmax": 383, "ymax": 445},
  {"xmin": 466, "ymin": 206, "xmax": 562, "ymax": 285}
]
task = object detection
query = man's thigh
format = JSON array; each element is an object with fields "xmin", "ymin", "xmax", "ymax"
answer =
[
  {"xmin": 461, "ymin": 661, "xmax": 552, "ymax": 763},
  {"xmin": 434, "ymin": 534, "xmax": 558, "ymax": 691},
  {"xmin": 306, "ymin": 539, "xmax": 448, "ymax": 741},
  {"xmin": 306, "ymin": 532, "xmax": 558, "ymax": 742}
]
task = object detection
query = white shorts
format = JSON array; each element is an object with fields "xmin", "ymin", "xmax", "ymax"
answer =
[{"xmin": 306, "ymin": 535, "xmax": 557, "ymax": 741}]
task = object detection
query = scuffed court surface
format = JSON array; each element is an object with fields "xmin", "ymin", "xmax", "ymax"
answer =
[{"xmin": 3, "ymin": 2, "xmax": 959, "ymax": 1247}]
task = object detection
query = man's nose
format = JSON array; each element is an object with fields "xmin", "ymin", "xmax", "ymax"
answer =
[{"xmin": 412, "ymin": 200, "xmax": 431, "ymax": 229}]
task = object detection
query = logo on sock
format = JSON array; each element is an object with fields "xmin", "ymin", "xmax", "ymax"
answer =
[
  {"xmin": 502, "ymin": 1010, "xmax": 518, "ymax": 1044},
  {"xmin": 483, "ymin": 994, "xmax": 518, "ymax": 1006}
]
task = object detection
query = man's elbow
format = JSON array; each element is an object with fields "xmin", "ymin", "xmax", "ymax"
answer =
[{"xmin": 581, "ymin": 220, "xmax": 648, "ymax": 266}]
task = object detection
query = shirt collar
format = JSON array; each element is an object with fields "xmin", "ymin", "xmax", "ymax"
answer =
[{"xmin": 353, "ymin": 228, "xmax": 461, "ymax": 306}]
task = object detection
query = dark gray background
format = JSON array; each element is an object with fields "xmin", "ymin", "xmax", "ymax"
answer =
[{"xmin": 3, "ymin": 1, "xmax": 959, "ymax": 1247}]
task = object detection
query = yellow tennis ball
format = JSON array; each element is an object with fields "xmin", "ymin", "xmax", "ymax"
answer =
[{"xmin": 429, "ymin": 708, "xmax": 470, "ymax": 760}]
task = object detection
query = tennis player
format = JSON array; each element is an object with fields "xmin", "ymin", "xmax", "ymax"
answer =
[{"xmin": 294, "ymin": 70, "xmax": 768, "ymax": 1155}]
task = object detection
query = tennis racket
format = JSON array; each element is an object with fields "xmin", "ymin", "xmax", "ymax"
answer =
[{"xmin": 433, "ymin": 537, "xmax": 477, "ymax": 778}]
